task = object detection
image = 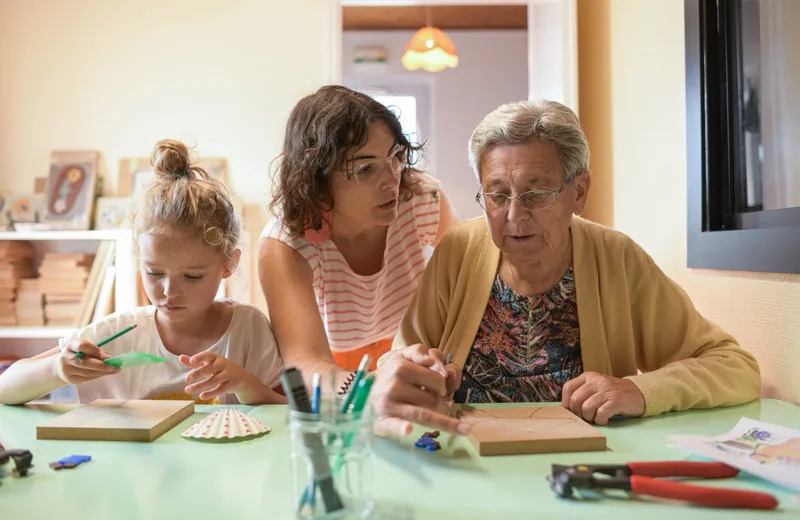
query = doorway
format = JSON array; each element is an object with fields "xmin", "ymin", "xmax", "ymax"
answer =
[{"xmin": 325, "ymin": 0, "xmax": 578, "ymax": 220}]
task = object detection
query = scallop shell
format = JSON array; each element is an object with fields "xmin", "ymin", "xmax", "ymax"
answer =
[{"xmin": 181, "ymin": 409, "xmax": 271, "ymax": 440}]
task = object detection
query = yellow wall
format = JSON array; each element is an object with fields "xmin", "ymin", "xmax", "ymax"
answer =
[
  {"xmin": 0, "ymin": 0, "xmax": 326, "ymax": 310},
  {"xmin": 578, "ymin": 0, "xmax": 799, "ymax": 404}
]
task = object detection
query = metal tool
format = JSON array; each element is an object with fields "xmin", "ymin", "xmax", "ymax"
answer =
[
  {"xmin": 0, "ymin": 449, "xmax": 34, "ymax": 483},
  {"xmin": 547, "ymin": 461, "xmax": 779, "ymax": 510}
]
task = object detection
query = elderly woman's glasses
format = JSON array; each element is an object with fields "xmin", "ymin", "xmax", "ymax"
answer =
[
  {"xmin": 476, "ymin": 178, "xmax": 572, "ymax": 212},
  {"xmin": 345, "ymin": 144, "xmax": 408, "ymax": 184}
]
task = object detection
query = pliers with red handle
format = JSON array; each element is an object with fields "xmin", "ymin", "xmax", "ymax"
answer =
[{"xmin": 548, "ymin": 461, "xmax": 779, "ymax": 510}]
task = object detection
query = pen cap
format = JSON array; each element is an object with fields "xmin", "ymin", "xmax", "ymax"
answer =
[
  {"xmin": 345, "ymin": 375, "xmax": 375, "ymax": 416},
  {"xmin": 281, "ymin": 368, "xmax": 313, "ymax": 414}
]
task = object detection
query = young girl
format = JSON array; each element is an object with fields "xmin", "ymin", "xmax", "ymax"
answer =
[{"xmin": 0, "ymin": 139, "xmax": 286, "ymax": 406}]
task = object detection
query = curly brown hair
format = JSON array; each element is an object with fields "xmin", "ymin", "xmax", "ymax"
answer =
[
  {"xmin": 133, "ymin": 139, "xmax": 240, "ymax": 261},
  {"xmin": 269, "ymin": 85, "xmax": 424, "ymax": 236}
]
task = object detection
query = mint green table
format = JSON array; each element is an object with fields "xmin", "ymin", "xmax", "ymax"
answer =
[{"xmin": 1, "ymin": 399, "xmax": 798, "ymax": 519}]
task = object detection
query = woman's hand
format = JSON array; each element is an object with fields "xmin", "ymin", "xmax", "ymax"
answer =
[
  {"xmin": 371, "ymin": 344, "xmax": 472, "ymax": 437},
  {"xmin": 561, "ymin": 371, "xmax": 646, "ymax": 425},
  {"xmin": 57, "ymin": 339, "xmax": 120, "ymax": 384},
  {"xmin": 428, "ymin": 348, "xmax": 462, "ymax": 398}
]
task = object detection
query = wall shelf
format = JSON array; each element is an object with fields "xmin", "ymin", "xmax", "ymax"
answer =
[
  {"xmin": 0, "ymin": 229, "xmax": 128, "ymax": 241},
  {"xmin": 0, "ymin": 327, "xmax": 76, "ymax": 339},
  {"xmin": 0, "ymin": 228, "xmax": 136, "ymax": 353},
  {"xmin": 0, "ymin": 228, "xmax": 136, "ymax": 318}
]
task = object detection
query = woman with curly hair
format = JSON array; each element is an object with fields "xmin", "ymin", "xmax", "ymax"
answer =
[{"xmin": 259, "ymin": 85, "xmax": 459, "ymax": 392}]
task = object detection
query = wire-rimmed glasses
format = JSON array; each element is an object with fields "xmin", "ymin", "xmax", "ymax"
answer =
[
  {"xmin": 345, "ymin": 144, "xmax": 408, "ymax": 184},
  {"xmin": 476, "ymin": 177, "xmax": 572, "ymax": 212}
]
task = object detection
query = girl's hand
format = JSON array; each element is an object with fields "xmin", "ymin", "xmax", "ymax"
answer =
[
  {"xmin": 180, "ymin": 352, "xmax": 253, "ymax": 401},
  {"xmin": 57, "ymin": 339, "xmax": 120, "ymax": 384}
]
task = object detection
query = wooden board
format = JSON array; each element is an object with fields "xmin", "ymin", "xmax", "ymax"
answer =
[
  {"xmin": 36, "ymin": 399, "xmax": 195, "ymax": 442},
  {"xmin": 458, "ymin": 405, "xmax": 607, "ymax": 456}
]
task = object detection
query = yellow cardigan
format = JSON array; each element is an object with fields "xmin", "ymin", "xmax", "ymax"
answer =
[{"xmin": 389, "ymin": 216, "xmax": 762, "ymax": 417}]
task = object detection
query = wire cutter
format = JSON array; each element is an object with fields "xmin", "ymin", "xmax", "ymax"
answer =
[
  {"xmin": 0, "ymin": 449, "xmax": 34, "ymax": 482},
  {"xmin": 548, "ymin": 461, "xmax": 779, "ymax": 510}
]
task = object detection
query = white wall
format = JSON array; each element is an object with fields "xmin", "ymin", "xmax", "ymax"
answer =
[
  {"xmin": 0, "ymin": 0, "xmax": 326, "ymax": 309},
  {"xmin": 342, "ymin": 30, "xmax": 528, "ymax": 220},
  {"xmin": 578, "ymin": 0, "xmax": 798, "ymax": 404}
]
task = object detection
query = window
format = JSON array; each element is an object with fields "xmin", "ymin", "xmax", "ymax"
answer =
[
  {"xmin": 685, "ymin": 0, "xmax": 800, "ymax": 273},
  {"xmin": 371, "ymin": 94, "xmax": 419, "ymax": 145}
]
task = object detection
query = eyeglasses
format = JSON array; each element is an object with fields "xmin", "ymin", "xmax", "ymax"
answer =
[
  {"xmin": 345, "ymin": 144, "xmax": 408, "ymax": 185},
  {"xmin": 476, "ymin": 177, "xmax": 572, "ymax": 213}
]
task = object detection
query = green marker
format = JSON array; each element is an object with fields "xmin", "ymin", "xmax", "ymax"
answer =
[
  {"xmin": 75, "ymin": 323, "xmax": 138, "ymax": 359},
  {"xmin": 339, "ymin": 354, "xmax": 371, "ymax": 414},
  {"xmin": 333, "ymin": 375, "xmax": 375, "ymax": 471}
]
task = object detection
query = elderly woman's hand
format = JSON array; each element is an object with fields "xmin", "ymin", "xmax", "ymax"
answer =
[
  {"xmin": 561, "ymin": 371, "xmax": 646, "ymax": 425},
  {"xmin": 425, "ymin": 347, "xmax": 463, "ymax": 398},
  {"xmin": 371, "ymin": 344, "xmax": 472, "ymax": 438}
]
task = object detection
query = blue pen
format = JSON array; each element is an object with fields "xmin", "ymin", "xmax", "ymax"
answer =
[
  {"xmin": 311, "ymin": 373, "xmax": 321, "ymax": 415},
  {"xmin": 307, "ymin": 372, "xmax": 321, "ymax": 512}
]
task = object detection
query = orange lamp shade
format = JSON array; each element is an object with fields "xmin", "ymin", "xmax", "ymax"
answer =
[{"xmin": 401, "ymin": 26, "xmax": 459, "ymax": 72}]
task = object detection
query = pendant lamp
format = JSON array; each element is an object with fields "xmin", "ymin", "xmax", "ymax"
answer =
[{"xmin": 401, "ymin": 9, "xmax": 458, "ymax": 73}]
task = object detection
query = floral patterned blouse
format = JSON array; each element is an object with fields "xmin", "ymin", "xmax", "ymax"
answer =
[{"xmin": 454, "ymin": 267, "xmax": 583, "ymax": 403}]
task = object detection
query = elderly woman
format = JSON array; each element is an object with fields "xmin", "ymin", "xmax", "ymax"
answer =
[{"xmin": 370, "ymin": 99, "xmax": 761, "ymax": 437}]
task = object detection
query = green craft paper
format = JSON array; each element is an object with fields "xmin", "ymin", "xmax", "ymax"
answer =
[{"xmin": 103, "ymin": 352, "xmax": 167, "ymax": 369}]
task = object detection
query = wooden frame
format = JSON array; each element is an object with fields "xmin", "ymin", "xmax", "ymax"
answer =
[
  {"xmin": 94, "ymin": 197, "xmax": 133, "ymax": 230},
  {"xmin": 197, "ymin": 158, "xmax": 229, "ymax": 185},
  {"xmin": 118, "ymin": 157, "xmax": 229, "ymax": 198},
  {"xmin": 117, "ymin": 157, "xmax": 152, "ymax": 198},
  {"xmin": 6, "ymin": 194, "xmax": 44, "ymax": 225},
  {"xmin": 43, "ymin": 150, "xmax": 100, "ymax": 230}
]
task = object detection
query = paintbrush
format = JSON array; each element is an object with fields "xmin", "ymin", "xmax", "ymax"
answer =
[{"xmin": 75, "ymin": 323, "xmax": 138, "ymax": 359}]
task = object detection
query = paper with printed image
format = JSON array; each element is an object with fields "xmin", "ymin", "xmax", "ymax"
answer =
[{"xmin": 669, "ymin": 418, "xmax": 800, "ymax": 492}]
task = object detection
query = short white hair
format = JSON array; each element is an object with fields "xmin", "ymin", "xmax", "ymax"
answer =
[{"xmin": 468, "ymin": 99, "xmax": 590, "ymax": 182}]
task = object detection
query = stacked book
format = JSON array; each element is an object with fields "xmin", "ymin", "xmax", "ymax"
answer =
[
  {"xmin": 15, "ymin": 278, "xmax": 45, "ymax": 326},
  {"xmin": 38, "ymin": 253, "xmax": 94, "ymax": 327},
  {"xmin": 0, "ymin": 241, "xmax": 36, "ymax": 327}
]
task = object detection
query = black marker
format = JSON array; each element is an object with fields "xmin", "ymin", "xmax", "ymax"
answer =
[{"xmin": 280, "ymin": 368, "xmax": 344, "ymax": 513}]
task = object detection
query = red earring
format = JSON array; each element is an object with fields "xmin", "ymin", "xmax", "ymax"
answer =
[{"xmin": 304, "ymin": 213, "xmax": 331, "ymax": 244}]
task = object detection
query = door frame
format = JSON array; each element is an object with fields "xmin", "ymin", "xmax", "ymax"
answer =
[{"xmin": 324, "ymin": 0, "xmax": 579, "ymax": 113}]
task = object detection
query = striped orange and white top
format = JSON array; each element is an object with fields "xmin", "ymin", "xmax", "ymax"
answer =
[{"xmin": 262, "ymin": 178, "xmax": 441, "ymax": 370}]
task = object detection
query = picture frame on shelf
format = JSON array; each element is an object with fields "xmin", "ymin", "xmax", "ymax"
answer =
[
  {"xmin": 94, "ymin": 197, "xmax": 133, "ymax": 230},
  {"xmin": 6, "ymin": 194, "xmax": 45, "ymax": 226},
  {"xmin": 197, "ymin": 157, "xmax": 229, "ymax": 185},
  {"xmin": 34, "ymin": 177, "xmax": 48, "ymax": 194},
  {"xmin": 118, "ymin": 157, "xmax": 230, "ymax": 199},
  {"xmin": 43, "ymin": 150, "xmax": 100, "ymax": 230},
  {"xmin": 117, "ymin": 157, "xmax": 153, "ymax": 198}
]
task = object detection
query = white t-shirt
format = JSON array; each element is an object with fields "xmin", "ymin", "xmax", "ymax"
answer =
[{"xmin": 58, "ymin": 300, "xmax": 283, "ymax": 404}]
